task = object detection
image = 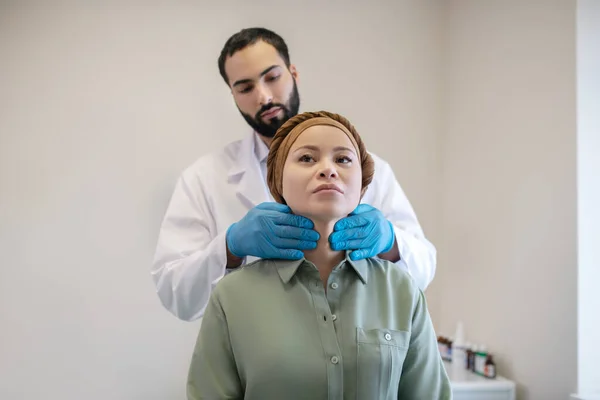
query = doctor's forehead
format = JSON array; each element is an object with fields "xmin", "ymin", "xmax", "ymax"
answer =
[{"xmin": 224, "ymin": 41, "xmax": 286, "ymax": 83}]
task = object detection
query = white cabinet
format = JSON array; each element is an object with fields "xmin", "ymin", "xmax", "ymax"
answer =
[{"xmin": 444, "ymin": 361, "xmax": 516, "ymax": 400}]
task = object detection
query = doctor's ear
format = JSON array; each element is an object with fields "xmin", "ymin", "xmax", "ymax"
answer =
[{"xmin": 289, "ymin": 65, "xmax": 299, "ymax": 82}]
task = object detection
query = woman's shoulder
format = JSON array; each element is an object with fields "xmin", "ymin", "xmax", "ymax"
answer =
[
  {"xmin": 218, "ymin": 258, "xmax": 276, "ymax": 287},
  {"xmin": 210, "ymin": 258, "xmax": 298, "ymax": 313},
  {"xmin": 361, "ymin": 257, "xmax": 421, "ymax": 295}
]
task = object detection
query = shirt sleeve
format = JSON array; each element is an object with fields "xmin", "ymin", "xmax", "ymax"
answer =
[
  {"xmin": 397, "ymin": 289, "xmax": 452, "ymax": 399},
  {"xmin": 187, "ymin": 289, "xmax": 243, "ymax": 400}
]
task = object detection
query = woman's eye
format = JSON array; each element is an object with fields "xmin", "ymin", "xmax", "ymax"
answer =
[
  {"xmin": 266, "ymin": 75, "xmax": 280, "ymax": 82},
  {"xmin": 337, "ymin": 156, "xmax": 352, "ymax": 164},
  {"xmin": 299, "ymin": 154, "xmax": 314, "ymax": 162}
]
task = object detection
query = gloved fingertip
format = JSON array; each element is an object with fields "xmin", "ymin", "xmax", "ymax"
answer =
[
  {"xmin": 330, "ymin": 232, "xmax": 345, "ymax": 243},
  {"xmin": 350, "ymin": 204, "xmax": 369, "ymax": 215},
  {"xmin": 330, "ymin": 241, "xmax": 343, "ymax": 251},
  {"xmin": 299, "ymin": 241, "xmax": 317, "ymax": 250},
  {"xmin": 291, "ymin": 250, "xmax": 304, "ymax": 259},
  {"xmin": 333, "ymin": 221, "xmax": 345, "ymax": 231}
]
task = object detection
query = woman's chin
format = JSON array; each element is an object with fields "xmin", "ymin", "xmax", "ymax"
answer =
[{"xmin": 300, "ymin": 206, "xmax": 349, "ymax": 224}]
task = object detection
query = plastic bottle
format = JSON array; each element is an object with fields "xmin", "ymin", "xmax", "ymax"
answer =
[
  {"xmin": 469, "ymin": 345, "xmax": 478, "ymax": 372},
  {"xmin": 442, "ymin": 336, "xmax": 450, "ymax": 361},
  {"xmin": 451, "ymin": 322, "xmax": 467, "ymax": 372},
  {"xmin": 437, "ymin": 335, "xmax": 445, "ymax": 359},
  {"xmin": 475, "ymin": 345, "xmax": 488, "ymax": 375},
  {"xmin": 465, "ymin": 342, "xmax": 473, "ymax": 370},
  {"xmin": 484, "ymin": 355, "xmax": 496, "ymax": 379}
]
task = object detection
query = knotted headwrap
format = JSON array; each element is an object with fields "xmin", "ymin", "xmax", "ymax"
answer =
[{"xmin": 267, "ymin": 111, "xmax": 375, "ymax": 205}]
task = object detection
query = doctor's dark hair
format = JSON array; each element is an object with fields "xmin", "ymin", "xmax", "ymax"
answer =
[
  {"xmin": 267, "ymin": 111, "xmax": 375, "ymax": 205},
  {"xmin": 218, "ymin": 27, "xmax": 291, "ymax": 86}
]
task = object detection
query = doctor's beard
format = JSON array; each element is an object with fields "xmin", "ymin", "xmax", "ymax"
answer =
[{"xmin": 239, "ymin": 80, "xmax": 300, "ymax": 139}]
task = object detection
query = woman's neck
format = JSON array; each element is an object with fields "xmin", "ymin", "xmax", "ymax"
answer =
[{"xmin": 303, "ymin": 219, "xmax": 345, "ymax": 287}]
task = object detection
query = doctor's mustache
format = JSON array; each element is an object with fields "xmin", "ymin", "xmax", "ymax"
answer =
[{"xmin": 256, "ymin": 103, "xmax": 289, "ymax": 119}]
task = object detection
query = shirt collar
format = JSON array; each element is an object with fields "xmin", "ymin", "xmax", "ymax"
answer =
[
  {"xmin": 275, "ymin": 251, "xmax": 369, "ymax": 285},
  {"xmin": 253, "ymin": 132, "xmax": 269, "ymax": 164}
]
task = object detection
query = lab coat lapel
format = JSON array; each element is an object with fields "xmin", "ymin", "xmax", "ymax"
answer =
[{"xmin": 229, "ymin": 134, "xmax": 270, "ymax": 210}]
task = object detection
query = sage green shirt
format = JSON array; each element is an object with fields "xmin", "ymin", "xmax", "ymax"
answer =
[{"xmin": 187, "ymin": 253, "xmax": 452, "ymax": 400}]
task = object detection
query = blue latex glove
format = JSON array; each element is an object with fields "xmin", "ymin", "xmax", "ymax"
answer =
[
  {"xmin": 226, "ymin": 202, "xmax": 319, "ymax": 260},
  {"xmin": 329, "ymin": 204, "xmax": 395, "ymax": 261}
]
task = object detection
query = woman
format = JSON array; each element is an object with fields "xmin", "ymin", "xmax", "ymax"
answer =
[{"xmin": 187, "ymin": 111, "xmax": 452, "ymax": 399}]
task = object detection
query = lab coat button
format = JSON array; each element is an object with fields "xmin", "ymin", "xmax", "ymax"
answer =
[
  {"xmin": 331, "ymin": 356, "xmax": 339, "ymax": 364},
  {"xmin": 385, "ymin": 333, "xmax": 392, "ymax": 341}
]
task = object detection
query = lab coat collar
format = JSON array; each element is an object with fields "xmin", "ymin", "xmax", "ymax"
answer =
[
  {"xmin": 227, "ymin": 132, "xmax": 256, "ymax": 178},
  {"xmin": 254, "ymin": 131, "xmax": 269, "ymax": 164},
  {"xmin": 228, "ymin": 132, "xmax": 271, "ymax": 208},
  {"xmin": 227, "ymin": 132, "xmax": 269, "ymax": 177},
  {"xmin": 275, "ymin": 251, "xmax": 368, "ymax": 285}
]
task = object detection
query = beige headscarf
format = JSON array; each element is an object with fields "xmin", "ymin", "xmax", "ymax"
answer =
[{"xmin": 266, "ymin": 111, "xmax": 375, "ymax": 205}]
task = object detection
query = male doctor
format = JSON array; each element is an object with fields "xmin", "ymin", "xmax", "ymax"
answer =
[{"xmin": 151, "ymin": 27, "xmax": 437, "ymax": 321}]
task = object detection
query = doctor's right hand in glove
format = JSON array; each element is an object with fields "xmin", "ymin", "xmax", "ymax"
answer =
[{"xmin": 226, "ymin": 202, "xmax": 320, "ymax": 267}]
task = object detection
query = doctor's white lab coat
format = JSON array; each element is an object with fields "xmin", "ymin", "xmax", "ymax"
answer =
[{"xmin": 151, "ymin": 132, "xmax": 437, "ymax": 321}]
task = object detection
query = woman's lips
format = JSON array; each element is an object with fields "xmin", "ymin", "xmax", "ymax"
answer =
[{"xmin": 313, "ymin": 184, "xmax": 343, "ymax": 194}]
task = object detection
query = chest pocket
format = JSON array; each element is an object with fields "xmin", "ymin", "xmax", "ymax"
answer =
[{"xmin": 356, "ymin": 327, "xmax": 410, "ymax": 400}]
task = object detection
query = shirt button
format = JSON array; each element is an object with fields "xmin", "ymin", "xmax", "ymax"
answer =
[
  {"xmin": 331, "ymin": 356, "xmax": 339, "ymax": 364},
  {"xmin": 330, "ymin": 282, "xmax": 338, "ymax": 290},
  {"xmin": 331, "ymin": 314, "xmax": 337, "ymax": 321},
  {"xmin": 385, "ymin": 333, "xmax": 392, "ymax": 341}
]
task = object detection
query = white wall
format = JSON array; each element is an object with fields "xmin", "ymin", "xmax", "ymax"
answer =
[
  {"xmin": 431, "ymin": 1, "xmax": 578, "ymax": 399},
  {"xmin": 0, "ymin": 1, "xmax": 441, "ymax": 399},
  {"xmin": 3, "ymin": 2, "xmax": 585, "ymax": 399},
  {"xmin": 576, "ymin": 0, "xmax": 600, "ymax": 398}
]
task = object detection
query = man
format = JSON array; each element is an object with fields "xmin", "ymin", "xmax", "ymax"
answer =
[{"xmin": 151, "ymin": 27, "xmax": 437, "ymax": 321}]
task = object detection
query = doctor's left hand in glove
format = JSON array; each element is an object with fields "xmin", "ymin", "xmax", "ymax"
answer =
[
  {"xmin": 150, "ymin": 27, "xmax": 437, "ymax": 322},
  {"xmin": 329, "ymin": 204, "xmax": 398, "ymax": 261}
]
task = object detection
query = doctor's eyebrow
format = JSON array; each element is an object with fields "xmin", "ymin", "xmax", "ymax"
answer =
[
  {"xmin": 293, "ymin": 145, "xmax": 357, "ymax": 155},
  {"xmin": 232, "ymin": 65, "xmax": 281, "ymax": 87}
]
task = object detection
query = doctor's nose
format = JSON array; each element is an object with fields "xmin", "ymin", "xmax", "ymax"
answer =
[{"xmin": 256, "ymin": 84, "xmax": 273, "ymax": 106}]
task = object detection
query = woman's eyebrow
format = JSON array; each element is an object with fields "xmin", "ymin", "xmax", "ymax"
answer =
[
  {"xmin": 293, "ymin": 145, "xmax": 319, "ymax": 153},
  {"xmin": 333, "ymin": 146, "xmax": 356, "ymax": 154},
  {"xmin": 293, "ymin": 145, "xmax": 356, "ymax": 154}
]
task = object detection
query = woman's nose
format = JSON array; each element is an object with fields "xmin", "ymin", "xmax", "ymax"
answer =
[{"xmin": 319, "ymin": 164, "xmax": 338, "ymax": 179}]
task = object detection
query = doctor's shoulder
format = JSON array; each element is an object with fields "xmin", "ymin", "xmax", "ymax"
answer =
[
  {"xmin": 366, "ymin": 150, "xmax": 395, "ymax": 182},
  {"xmin": 178, "ymin": 138, "xmax": 244, "ymax": 187},
  {"xmin": 360, "ymin": 150, "xmax": 397, "ymax": 201}
]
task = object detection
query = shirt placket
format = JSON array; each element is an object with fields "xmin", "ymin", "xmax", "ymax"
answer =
[{"xmin": 304, "ymin": 266, "xmax": 344, "ymax": 400}]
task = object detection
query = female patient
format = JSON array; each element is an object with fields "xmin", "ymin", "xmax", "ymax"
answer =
[{"xmin": 187, "ymin": 111, "xmax": 452, "ymax": 399}]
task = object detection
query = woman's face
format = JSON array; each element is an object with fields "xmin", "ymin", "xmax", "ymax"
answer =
[{"xmin": 281, "ymin": 125, "xmax": 362, "ymax": 223}]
